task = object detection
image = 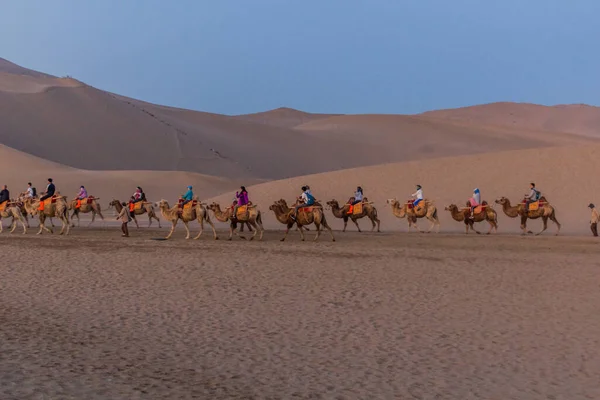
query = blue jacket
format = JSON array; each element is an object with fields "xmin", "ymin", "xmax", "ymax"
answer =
[{"xmin": 182, "ymin": 189, "xmax": 193, "ymax": 201}]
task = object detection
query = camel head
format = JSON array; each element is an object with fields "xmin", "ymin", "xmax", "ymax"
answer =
[
  {"xmin": 207, "ymin": 202, "xmax": 220, "ymax": 212},
  {"xmin": 326, "ymin": 199, "xmax": 339, "ymax": 208},
  {"xmin": 495, "ymin": 197, "xmax": 509, "ymax": 206},
  {"xmin": 444, "ymin": 204, "xmax": 458, "ymax": 212},
  {"xmin": 156, "ymin": 199, "xmax": 170, "ymax": 209},
  {"xmin": 108, "ymin": 199, "xmax": 120, "ymax": 208},
  {"xmin": 386, "ymin": 198, "xmax": 400, "ymax": 208}
]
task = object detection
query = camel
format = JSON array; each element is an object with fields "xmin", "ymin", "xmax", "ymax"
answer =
[
  {"xmin": 156, "ymin": 200, "xmax": 218, "ymax": 240},
  {"xmin": 386, "ymin": 198, "xmax": 440, "ymax": 233},
  {"xmin": 109, "ymin": 199, "xmax": 161, "ymax": 228},
  {"xmin": 495, "ymin": 196, "xmax": 561, "ymax": 236},
  {"xmin": 68, "ymin": 197, "xmax": 105, "ymax": 227},
  {"xmin": 0, "ymin": 201, "xmax": 27, "ymax": 234},
  {"xmin": 444, "ymin": 202, "xmax": 498, "ymax": 235},
  {"xmin": 268, "ymin": 199, "xmax": 335, "ymax": 242},
  {"xmin": 326, "ymin": 198, "xmax": 380, "ymax": 232},
  {"xmin": 207, "ymin": 202, "xmax": 264, "ymax": 241},
  {"xmin": 22, "ymin": 196, "xmax": 70, "ymax": 235}
]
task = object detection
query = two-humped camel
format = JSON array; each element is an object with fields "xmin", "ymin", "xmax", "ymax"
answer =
[
  {"xmin": 444, "ymin": 201, "xmax": 498, "ymax": 234},
  {"xmin": 326, "ymin": 198, "xmax": 380, "ymax": 232},
  {"xmin": 0, "ymin": 201, "xmax": 27, "ymax": 234},
  {"xmin": 156, "ymin": 200, "xmax": 217, "ymax": 240},
  {"xmin": 386, "ymin": 198, "xmax": 440, "ymax": 233},
  {"xmin": 207, "ymin": 202, "xmax": 264, "ymax": 241},
  {"xmin": 68, "ymin": 197, "xmax": 105, "ymax": 227},
  {"xmin": 22, "ymin": 195, "xmax": 70, "ymax": 235},
  {"xmin": 109, "ymin": 199, "xmax": 161, "ymax": 228},
  {"xmin": 495, "ymin": 196, "xmax": 561, "ymax": 235},
  {"xmin": 269, "ymin": 199, "xmax": 335, "ymax": 242}
]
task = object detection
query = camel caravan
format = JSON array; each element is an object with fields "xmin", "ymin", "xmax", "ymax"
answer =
[{"xmin": 0, "ymin": 179, "xmax": 566, "ymax": 239}]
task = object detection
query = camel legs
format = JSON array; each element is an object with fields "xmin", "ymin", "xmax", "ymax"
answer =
[
  {"xmin": 350, "ymin": 217, "xmax": 361, "ymax": 232},
  {"xmin": 370, "ymin": 215, "xmax": 380, "ymax": 232},
  {"xmin": 550, "ymin": 212, "xmax": 561, "ymax": 236},
  {"xmin": 183, "ymin": 221, "xmax": 192, "ymax": 239},
  {"xmin": 193, "ymin": 215, "xmax": 218, "ymax": 240},
  {"xmin": 319, "ymin": 218, "xmax": 335, "ymax": 242},
  {"xmin": 37, "ymin": 216, "xmax": 53, "ymax": 235},
  {"xmin": 342, "ymin": 216, "xmax": 348, "ymax": 232},
  {"xmin": 59, "ymin": 214, "xmax": 70, "ymax": 235},
  {"xmin": 12, "ymin": 215, "xmax": 26, "ymax": 234},
  {"xmin": 70, "ymin": 210, "xmax": 80, "ymax": 227},
  {"xmin": 149, "ymin": 212, "xmax": 162, "ymax": 228},
  {"xmin": 165, "ymin": 220, "xmax": 177, "ymax": 239}
]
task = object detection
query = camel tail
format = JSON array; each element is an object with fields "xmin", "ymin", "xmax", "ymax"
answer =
[
  {"xmin": 257, "ymin": 212, "xmax": 263, "ymax": 225},
  {"xmin": 432, "ymin": 208, "xmax": 438, "ymax": 221}
]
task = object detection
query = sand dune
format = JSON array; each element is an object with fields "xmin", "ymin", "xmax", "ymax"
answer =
[
  {"xmin": 3, "ymin": 58, "xmax": 599, "ymax": 184},
  {"xmin": 422, "ymin": 102, "xmax": 600, "ymax": 138},
  {"xmin": 296, "ymin": 113, "xmax": 598, "ymax": 165},
  {"xmin": 0, "ymin": 57, "xmax": 55, "ymax": 78},
  {"xmin": 233, "ymin": 107, "xmax": 339, "ymax": 128},
  {"xmin": 207, "ymin": 143, "xmax": 600, "ymax": 235},
  {"xmin": 0, "ymin": 144, "xmax": 244, "ymax": 204}
]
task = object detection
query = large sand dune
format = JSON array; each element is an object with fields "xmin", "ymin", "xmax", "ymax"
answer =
[
  {"xmin": 0, "ymin": 144, "xmax": 245, "ymax": 203},
  {"xmin": 3, "ymin": 58, "xmax": 599, "ymax": 183},
  {"xmin": 422, "ymin": 102, "xmax": 600, "ymax": 138}
]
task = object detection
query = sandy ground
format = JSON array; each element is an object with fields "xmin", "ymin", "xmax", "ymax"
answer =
[{"xmin": 1, "ymin": 228, "xmax": 600, "ymax": 399}]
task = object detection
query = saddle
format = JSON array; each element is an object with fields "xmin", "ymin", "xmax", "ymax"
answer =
[
  {"xmin": 522, "ymin": 199, "xmax": 544, "ymax": 211},
  {"xmin": 407, "ymin": 199, "xmax": 426, "ymax": 211},
  {"xmin": 38, "ymin": 196, "xmax": 59, "ymax": 211},
  {"xmin": 129, "ymin": 201, "xmax": 144, "ymax": 212},
  {"xmin": 76, "ymin": 196, "xmax": 96, "ymax": 209},
  {"xmin": 0, "ymin": 200, "xmax": 7, "ymax": 213},
  {"xmin": 347, "ymin": 202, "xmax": 363, "ymax": 215}
]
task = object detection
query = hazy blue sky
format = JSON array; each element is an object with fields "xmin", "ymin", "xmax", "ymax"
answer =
[{"xmin": 1, "ymin": 0, "xmax": 599, "ymax": 115}]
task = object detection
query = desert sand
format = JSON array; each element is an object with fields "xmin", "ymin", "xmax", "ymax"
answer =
[
  {"xmin": 2, "ymin": 230, "xmax": 600, "ymax": 399},
  {"xmin": 2, "ymin": 57, "xmax": 600, "ymax": 399}
]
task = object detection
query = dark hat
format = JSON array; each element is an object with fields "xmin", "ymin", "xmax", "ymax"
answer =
[{"xmin": 589, "ymin": 203, "xmax": 595, "ymax": 209}]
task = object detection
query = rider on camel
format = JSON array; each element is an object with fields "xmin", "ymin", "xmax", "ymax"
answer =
[
  {"xmin": 411, "ymin": 185, "xmax": 424, "ymax": 208},
  {"xmin": 292, "ymin": 186, "xmax": 315, "ymax": 220},
  {"xmin": 232, "ymin": 186, "xmax": 249, "ymax": 221},
  {"xmin": 468, "ymin": 188, "xmax": 481, "ymax": 219}
]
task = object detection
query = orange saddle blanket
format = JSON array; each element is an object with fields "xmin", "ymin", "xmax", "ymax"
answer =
[
  {"xmin": 129, "ymin": 201, "xmax": 144, "ymax": 212},
  {"xmin": 347, "ymin": 202, "xmax": 363, "ymax": 215},
  {"xmin": 38, "ymin": 196, "xmax": 58, "ymax": 211}
]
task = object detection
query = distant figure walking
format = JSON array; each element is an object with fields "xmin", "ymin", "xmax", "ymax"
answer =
[
  {"xmin": 117, "ymin": 201, "xmax": 132, "ymax": 237},
  {"xmin": 589, "ymin": 203, "xmax": 599, "ymax": 237}
]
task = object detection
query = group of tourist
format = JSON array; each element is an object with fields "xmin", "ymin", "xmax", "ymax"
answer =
[{"xmin": 3, "ymin": 178, "xmax": 600, "ymax": 237}]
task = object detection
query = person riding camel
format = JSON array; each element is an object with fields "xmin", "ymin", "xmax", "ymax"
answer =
[
  {"xmin": 468, "ymin": 188, "xmax": 481, "ymax": 219},
  {"xmin": 411, "ymin": 185, "xmax": 424, "ymax": 209},
  {"xmin": 524, "ymin": 182, "xmax": 540, "ymax": 211},
  {"xmin": 292, "ymin": 186, "xmax": 315, "ymax": 220},
  {"xmin": 178, "ymin": 185, "xmax": 194, "ymax": 214},
  {"xmin": 25, "ymin": 182, "xmax": 36, "ymax": 199},
  {"xmin": 232, "ymin": 186, "xmax": 249, "ymax": 221},
  {"xmin": 38, "ymin": 178, "xmax": 56, "ymax": 211},
  {"xmin": 0, "ymin": 185, "xmax": 9, "ymax": 205},
  {"xmin": 129, "ymin": 186, "xmax": 146, "ymax": 212},
  {"xmin": 351, "ymin": 187, "xmax": 363, "ymax": 205},
  {"xmin": 39, "ymin": 178, "xmax": 55, "ymax": 202},
  {"xmin": 74, "ymin": 185, "xmax": 88, "ymax": 209}
]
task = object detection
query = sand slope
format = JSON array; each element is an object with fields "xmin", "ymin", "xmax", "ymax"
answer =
[
  {"xmin": 0, "ymin": 57, "xmax": 55, "ymax": 78},
  {"xmin": 233, "ymin": 107, "xmax": 339, "ymax": 128},
  {"xmin": 422, "ymin": 102, "xmax": 600, "ymax": 138},
  {"xmin": 296, "ymin": 113, "xmax": 597, "ymax": 164},
  {"xmin": 3, "ymin": 58, "xmax": 600, "ymax": 182},
  {"xmin": 208, "ymin": 143, "xmax": 600, "ymax": 235},
  {"xmin": 0, "ymin": 144, "xmax": 245, "ymax": 204}
]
